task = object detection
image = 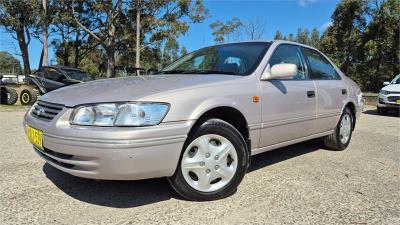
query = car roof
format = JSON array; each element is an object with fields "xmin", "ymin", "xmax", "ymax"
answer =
[
  {"xmin": 41, "ymin": 66, "xmax": 82, "ymax": 71},
  {"xmin": 211, "ymin": 40, "xmax": 319, "ymax": 51}
]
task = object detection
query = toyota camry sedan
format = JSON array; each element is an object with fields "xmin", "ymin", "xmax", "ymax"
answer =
[{"xmin": 24, "ymin": 40, "xmax": 363, "ymax": 201}]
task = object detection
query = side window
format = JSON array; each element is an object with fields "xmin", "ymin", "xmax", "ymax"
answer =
[
  {"xmin": 268, "ymin": 44, "xmax": 307, "ymax": 80},
  {"xmin": 302, "ymin": 48, "xmax": 339, "ymax": 80},
  {"xmin": 44, "ymin": 68, "xmax": 64, "ymax": 82}
]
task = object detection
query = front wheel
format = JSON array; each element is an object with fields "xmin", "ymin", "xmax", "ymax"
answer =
[
  {"xmin": 168, "ymin": 118, "xmax": 249, "ymax": 201},
  {"xmin": 323, "ymin": 107, "xmax": 353, "ymax": 151}
]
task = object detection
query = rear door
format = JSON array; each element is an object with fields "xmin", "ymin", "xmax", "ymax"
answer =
[
  {"xmin": 259, "ymin": 44, "xmax": 318, "ymax": 147},
  {"xmin": 301, "ymin": 47, "xmax": 346, "ymax": 132}
]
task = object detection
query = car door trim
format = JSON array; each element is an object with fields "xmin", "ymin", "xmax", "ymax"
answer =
[{"xmin": 261, "ymin": 114, "xmax": 316, "ymax": 128}]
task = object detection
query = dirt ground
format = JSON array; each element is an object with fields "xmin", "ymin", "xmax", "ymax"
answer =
[{"xmin": 0, "ymin": 106, "xmax": 399, "ymax": 225}]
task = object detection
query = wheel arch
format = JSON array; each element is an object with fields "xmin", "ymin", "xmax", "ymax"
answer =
[{"xmin": 190, "ymin": 106, "xmax": 250, "ymax": 151}]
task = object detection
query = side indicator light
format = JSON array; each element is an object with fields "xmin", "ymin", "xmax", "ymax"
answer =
[{"xmin": 253, "ymin": 96, "xmax": 260, "ymax": 103}]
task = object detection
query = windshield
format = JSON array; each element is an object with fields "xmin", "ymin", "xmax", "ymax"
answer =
[
  {"xmin": 62, "ymin": 69, "xmax": 92, "ymax": 81},
  {"xmin": 391, "ymin": 75, "xmax": 400, "ymax": 84},
  {"xmin": 160, "ymin": 42, "xmax": 271, "ymax": 76}
]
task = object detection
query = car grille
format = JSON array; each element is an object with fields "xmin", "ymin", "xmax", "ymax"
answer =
[
  {"xmin": 31, "ymin": 101, "xmax": 64, "ymax": 121},
  {"xmin": 388, "ymin": 96, "xmax": 400, "ymax": 102}
]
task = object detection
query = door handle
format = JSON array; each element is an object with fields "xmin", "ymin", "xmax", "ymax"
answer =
[
  {"xmin": 342, "ymin": 89, "xmax": 347, "ymax": 95},
  {"xmin": 307, "ymin": 90, "xmax": 315, "ymax": 98}
]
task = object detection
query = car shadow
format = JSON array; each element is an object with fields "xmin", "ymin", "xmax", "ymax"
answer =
[
  {"xmin": 363, "ymin": 109, "xmax": 399, "ymax": 117},
  {"xmin": 248, "ymin": 139, "xmax": 323, "ymax": 173},
  {"xmin": 43, "ymin": 163, "xmax": 180, "ymax": 208},
  {"xmin": 43, "ymin": 139, "xmax": 325, "ymax": 208}
]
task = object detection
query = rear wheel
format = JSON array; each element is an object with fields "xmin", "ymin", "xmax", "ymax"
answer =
[
  {"xmin": 323, "ymin": 107, "xmax": 353, "ymax": 151},
  {"xmin": 0, "ymin": 87, "xmax": 18, "ymax": 105},
  {"xmin": 168, "ymin": 118, "xmax": 249, "ymax": 201},
  {"xmin": 20, "ymin": 88, "xmax": 39, "ymax": 105}
]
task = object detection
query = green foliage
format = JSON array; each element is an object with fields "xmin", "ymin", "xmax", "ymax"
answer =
[
  {"xmin": 274, "ymin": 30, "xmax": 283, "ymax": 40},
  {"xmin": 210, "ymin": 18, "xmax": 242, "ymax": 43},
  {"xmin": 273, "ymin": 0, "xmax": 398, "ymax": 92},
  {"xmin": 320, "ymin": 0, "xmax": 399, "ymax": 92},
  {"xmin": 0, "ymin": 51, "xmax": 22, "ymax": 74}
]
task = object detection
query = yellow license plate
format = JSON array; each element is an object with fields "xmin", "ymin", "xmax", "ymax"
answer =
[
  {"xmin": 397, "ymin": 99, "xmax": 400, "ymax": 105},
  {"xmin": 27, "ymin": 126, "xmax": 43, "ymax": 150}
]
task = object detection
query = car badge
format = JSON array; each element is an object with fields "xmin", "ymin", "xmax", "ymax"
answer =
[{"xmin": 36, "ymin": 107, "xmax": 45, "ymax": 116}]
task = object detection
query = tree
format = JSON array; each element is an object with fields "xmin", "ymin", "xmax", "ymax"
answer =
[
  {"xmin": 287, "ymin": 33, "xmax": 295, "ymax": 41},
  {"xmin": 72, "ymin": 0, "xmax": 125, "ymax": 78},
  {"xmin": 51, "ymin": 0, "xmax": 98, "ymax": 68},
  {"xmin": 320, "ymin": 0, "xmax": 366, "ymax": 76},
  {"xmin": 162, "ymin": 38, "xmax": 179, "ymax": 67},
  {"xmin": 309, "ymin": 28, "xmax": 320, "ymax": 48},
  {"xmin": 274, "ymin": 30, "xmax": 283, "ymax": 40},
  {"xmin": 242, "ymin": 17, "xmax": 266, "ymax": 40},
  {"xmin": 180, "ymin": 46, "xmax": 188, "ymax": 57},
  {"xmin": 359, "ymin": 0, "xmax": 399, "ymax": 91},
  {"xmin": 210, "ymin": 18, "xmax": 242, "ymax": 43},
  {"xmin": 125, "ymin": 0, "xmax": 208, "ymax": 69},
  {"xmin": 42, "ymin": 0, "xmax": 49, "ymax": 66},
  {"xmin": 296, "ymin": 28, "xmax": 310, "ymax": 45},
  {"xmin": 0, "ymin": 51, "xmax": 22, "ymax": 74},
  {"xmin": 0, "ymin": 0, "xmax": 40, "ymax": 75}
]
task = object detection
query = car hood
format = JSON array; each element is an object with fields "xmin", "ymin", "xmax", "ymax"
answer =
[
  {"xmin": 381, "ymin": 84, "xmax": 400, "ymax": 92},
  {"xmin": 39, "ymin": 74, "xmax": 241, "ymax": 107}
]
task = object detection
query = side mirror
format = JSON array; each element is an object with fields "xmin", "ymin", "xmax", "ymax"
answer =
[
  {"xmin": 383, "ymin": 81, "xmax": 390, "ymax": 86},
  {"xmin": 261, "ymin": 64, "xmax": 297, "ymax": 80}
]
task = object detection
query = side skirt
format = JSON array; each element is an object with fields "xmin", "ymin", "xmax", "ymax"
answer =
[{"xmin": 251, "ymin": 130, "xmax": 333, "ymax": 156}]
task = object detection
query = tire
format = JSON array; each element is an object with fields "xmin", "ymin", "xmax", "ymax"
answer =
[
  {"xmin": 323, "ymin": 107, "xmax": 353, "ymax": 151},
  {"xmin": 0, "ymin": 87, "xmax": 18, "ymax": 105},
  {"xmin": 20, "ymin": 88, "xmax": 39, "ymax": 105},
  {"xmin": 377, "ymin": 106, "xmax": 387, "ymax": 115},
  {"xmin": 168, "ymin": 118, "xmax": 249, "ymax": 201}
]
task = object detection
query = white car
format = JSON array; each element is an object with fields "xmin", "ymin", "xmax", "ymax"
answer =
[{"xmin": 377, "ymin": 74, "xmax": 400, "ymax": 114}]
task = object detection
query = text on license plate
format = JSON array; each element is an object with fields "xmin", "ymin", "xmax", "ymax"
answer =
[{"xmin": 27, "ymin": 126, "xmax": 43, "ymax": 150}]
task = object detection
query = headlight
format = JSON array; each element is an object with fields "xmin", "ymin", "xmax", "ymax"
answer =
[
  {"xmin": 379, "ymin": 90, "xmax": 390, "ymax": 95},
  {"xmin": 71, "ymin": 102, "xmax": 169, "ymax": 126}
]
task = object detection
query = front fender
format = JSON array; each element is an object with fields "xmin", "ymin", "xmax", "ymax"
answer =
[{"xmin": 188, "ymin": 97, "xmax": 244, "ymax": 120}]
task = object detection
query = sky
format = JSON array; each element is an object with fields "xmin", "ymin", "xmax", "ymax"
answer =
[{"xmin": 0, "ymin": 0, "xmax": 340, "ymax": 70}]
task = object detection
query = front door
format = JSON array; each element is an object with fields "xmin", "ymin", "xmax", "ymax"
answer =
[{"xmin": 259, "ymin": 44, "xmax": 318, "ymax": 147}]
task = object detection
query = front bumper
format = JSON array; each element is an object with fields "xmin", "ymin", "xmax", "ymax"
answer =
[
  {"xmin": 377, "ymin": 93, "xmax": 400, "ymax": 109},
  {"xmin": 24, "ymin": 106, "xmax": 194, "ymax": 180}
]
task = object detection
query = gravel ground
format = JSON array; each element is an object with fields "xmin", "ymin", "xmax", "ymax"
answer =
[{"xmin": 0, "ymin": 106, "xmax": 399, "ymax": 225}]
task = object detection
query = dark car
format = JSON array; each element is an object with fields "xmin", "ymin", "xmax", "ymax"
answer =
[
  {"xmin": 31, "ymin": 66, "xmax": 92, "ymax": 93},
  {"xmin": 17, "ymin": 66, "xmax": 92, "ymax": 105}
]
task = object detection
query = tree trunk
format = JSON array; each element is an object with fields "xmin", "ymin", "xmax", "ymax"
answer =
[
  {"xmin": 62, "ymin": 37, "xmax": 70, "ymax": 66},
  {"xmin": 135, "ymin": 0, "xmax": 141, "ymax": 75},
  {"xmin": 16, "ymin": 27, "xmax": 31, "ymax": 75},
  {"xmin": 42, "ymin": 0, "xmax": 49, "ymax": 66},
  {"xmin": 106, "ymin": 48, "xmax": 115, "ymax": 78},
  {"xmin": 74, "ymin": 29, "xmax": 80, "ymax": 67}
]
